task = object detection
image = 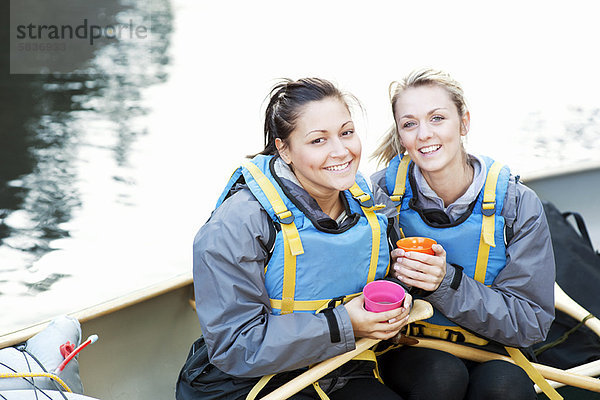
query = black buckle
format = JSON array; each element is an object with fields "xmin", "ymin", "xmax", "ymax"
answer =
[
  {"xmin": 482, "ymin": 201, "xmax": 496, "ymax": 216},
  {"xmin": 389, "ymin": 195, "xmax": 403, "ymax": 205},
  {"xmin": 327, "ymin": 296, "xmax": 345, "ymax": 309},
  {"xmin": 276, "ymin": 210, "xmax": 295, "ymax": 224},
  {"xmin": 411, "ymin": 323, "xmax": 424, "ymax": 336},
  {"xmin": 353, "ymin": 193, "xmax": 374, "ymax": 208}
]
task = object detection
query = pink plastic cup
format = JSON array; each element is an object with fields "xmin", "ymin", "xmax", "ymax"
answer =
[{"xmin": 363, "ymin": 280, "xmax": 406, "ymax": 313}]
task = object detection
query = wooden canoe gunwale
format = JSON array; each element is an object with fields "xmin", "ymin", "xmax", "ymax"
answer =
[{"xmin": 0, "ymin": 273, "xmax": 193, "ymax": 349}]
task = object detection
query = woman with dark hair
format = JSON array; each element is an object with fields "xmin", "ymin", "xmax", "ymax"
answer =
[
  {"xmin": 176, "ymin": 78, "xmax": 412, "ymax": 400},
  {"xmin": 371, "ymin": 68, "xmax": 556, "ymax": 400}
]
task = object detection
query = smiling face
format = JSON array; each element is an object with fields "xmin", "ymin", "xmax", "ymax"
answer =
[
  {"xmin": 276, "ymin": 97, "xmax": 361, "ymax": 202},
  {"xmin": 394, "ymin": 84, "xmax": 470, "ymax": 177}
]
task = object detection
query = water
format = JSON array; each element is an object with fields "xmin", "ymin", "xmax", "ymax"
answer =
[{"xmin": 2, "ymin": 0, "xmax": 600, "ymax": 334}]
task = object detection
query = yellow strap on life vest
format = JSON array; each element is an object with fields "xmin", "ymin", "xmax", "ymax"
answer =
[
  {"xmin": 271, "ymin": 292, "xmax": 362, "ymax": 314},
  {"xmin": 351, "ymin": 349, "xmax": 384, "ymax": 383},
  {"xmin": 348, "ymin": 183, "xmax": 381, "ymax": 283},
  {"xmin": 474, "ymin": 161, "xmax": 503, "ymax": 284},
  {"xmin": 481, "ymin": 161, "xmax": 503, "ymax": 247},
  {"xmin": 245, "ymin": 372, "xmax": 331, "ymax": 400},
  {"xmin": 391, "ymin": 155, "xmax": 411, "ymax": 229},
  {"xmin": 246, "ymin": 373, "xmax": 275, "ymax": 400},
  {"xmin": 280, "ymin": 230, "xmax": 299, "ymax": 314},
  {"xmin": 505, "ymin": 347, "xmax": 563, "ymax": 400},
  {"xmin": 242, "ymin": 161, "xmax": 304, "ymax": 314},
  {"xmin": 247, "ymin": 346, "xmax": 381, "ymax": 400},
  {"xmin": 312, "ymin": 381, "xmax": 330, "ymax": 399},
  {"xmin": 391, "ymin": 155, "xmax": 411, "ymax": 204},
  {"xmin": 398, "ymin": 227, "xmax": 405, "ymax": 239},
  {"xmin": 242, "ymin": 161, "xmax": 304, "ymax": 256},
  {"xmin": 0, "ymin": 372, "xmax": 72, "ymax": 392}
]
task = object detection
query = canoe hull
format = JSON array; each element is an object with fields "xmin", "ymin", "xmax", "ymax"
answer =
[{"xmin": 79, "ymin": 284, "xmax": 200, "ymax": 400}]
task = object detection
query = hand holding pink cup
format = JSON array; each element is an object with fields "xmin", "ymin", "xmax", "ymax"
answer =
[{"xmin": 363, "ymin": 280, "xmax": 406, "ymax": 312}]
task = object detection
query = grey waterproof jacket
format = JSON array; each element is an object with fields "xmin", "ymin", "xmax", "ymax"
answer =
[
  {"xmin": 192, "ymin": 160, "xmax": 391, "ymax": 378},
  {"xmin": 370, "ymin": 156, "xmax": 555, "ymax": 348}
]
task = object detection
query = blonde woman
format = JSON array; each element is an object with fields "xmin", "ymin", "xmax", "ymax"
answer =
[{"xmin": 370, "ymin": 69, "xmax": 555, "ymax": 399}]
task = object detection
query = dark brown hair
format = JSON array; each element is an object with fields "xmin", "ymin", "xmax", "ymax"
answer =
[{"xmin": 259, "ymin": 78, "xmax": 348, "ymax": 155}]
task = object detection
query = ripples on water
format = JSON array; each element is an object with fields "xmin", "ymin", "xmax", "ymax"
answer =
[
  {"xmin": 0, "ymin": 0, "xmax": 172, "ymax": 301},
  {"xmin": 520, "ymin": 107, "xmax": 600, "ymax": 169}
]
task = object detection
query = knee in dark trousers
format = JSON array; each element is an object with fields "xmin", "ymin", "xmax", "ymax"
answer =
[
  {"xmin": 380, "ymin": 347, "xmax": 468, "ymax": 400},
  {"xmin": 466, "ymin": 360, "xmax": 536, "ymax": 400}
]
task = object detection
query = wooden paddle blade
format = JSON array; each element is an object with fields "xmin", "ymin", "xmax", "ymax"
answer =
[
  {"xmin": 408, "ymin": 299, "xmax": 434, "ymax": 324},
  {"xmin": 554, "ymin": 282, "xmax": 600, "ymax": 339}
]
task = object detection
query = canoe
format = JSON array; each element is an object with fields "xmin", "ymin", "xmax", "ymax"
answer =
[
  {"xmin": 0, "ymin": 274, "xmax": 198, "ymax": 399},
  {"xmin": 1, "ymin": 161, "xmax": 599, "ymax": 400}
]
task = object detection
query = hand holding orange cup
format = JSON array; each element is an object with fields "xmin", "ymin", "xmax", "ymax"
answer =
[{"xmin": 396, "ymin": 237, "xmax": 437, "ymax": 255}]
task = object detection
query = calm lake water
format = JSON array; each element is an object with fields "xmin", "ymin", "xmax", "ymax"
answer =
[{"xmin": 2, "ymin": 0, "xmax": 600, "ymax": 333}]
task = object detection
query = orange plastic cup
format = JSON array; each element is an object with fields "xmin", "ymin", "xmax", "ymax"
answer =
[{"xmin": 396, "ymin": 237, "xmax": 437, "ymax": 255}]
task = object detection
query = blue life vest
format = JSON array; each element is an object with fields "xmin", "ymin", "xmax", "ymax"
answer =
[
  {"xmin": 385, "ymin": 154, "xmax": 510, "ymax": 332},
  {"xmin": 382, "ymin": 155, "xmax": 564, "ymax": 400},
  {"xmin": 217, "ymin": 155, "xmax": 390, "ymax": 315}
]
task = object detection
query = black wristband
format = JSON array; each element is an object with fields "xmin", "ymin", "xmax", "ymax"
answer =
[
  {"xmin": 409, "ymin": 287, "xmax": 433, "ymax": 297},
  {"xmin": 322, "ymin": 308, "xmax": 341, "ymax": 343},
  {"xmin": 450, "ymin": 263, "xmax": 464, "ymax": 290}
]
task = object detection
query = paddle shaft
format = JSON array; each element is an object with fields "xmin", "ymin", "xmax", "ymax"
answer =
[
  {"xmin": 554, "ymin": 283, "xmax": 600, "ymax": 338},
  {"xmin": 259, "ymin": 300, "xmax": 433, "ymax": 400},
  {"xmin": 413, "ymin": 338, "xmax": 600, "ymax": 393},
  {"xmin": 542, "ymin": 359, "xmax": 600, "ymax": 391}
]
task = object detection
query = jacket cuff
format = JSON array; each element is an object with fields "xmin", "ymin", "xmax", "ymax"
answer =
[
  {"xmin": 333, "ymin": 305, "xmax": 356, "ymax": 352},
  {"xmin": 426, "ymin": 262, "xmax": 456, "ymax": 303}
]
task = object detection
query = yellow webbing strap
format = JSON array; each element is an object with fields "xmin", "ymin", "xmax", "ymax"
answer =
[
  {"xmin": 351, "ymin": 349, "xmax": 384, "ymax": 383},
  {"xmin": 248, "ymin": 346, "xmax": 380, "ymax": 400},
  {"xmin": 312, "ymin": 381, "xmax": 330, "ymax": 399},
  {"xmin": 0, "ymin": 372, "xmax": 72, "ymax": 392},
  {"xmin": 246, "ymin": 373, "xmax": 275, "ymax": 400},
  {"xmin": 481, "ymin": 161, "xmax": 503, "ymax": 247},
  {"xmin": 271, "ymin": 292, "xmax": 362, "ymax": 314},
  {"xmin": 474, "ymin": 161, "xmax": 503, "ymax": 284},
  {"xmin": 308, "ymin": 348, "xmax": 382, "ymax": 399},
  {"xmin": 280, "ymin": 231, "xmax": 299, "ymax": 314},
  {"xmin": 409, "ymin": 322, "xmax": 489, "ymax": 346},
  {"xmin": 242, "ymin": 161, "xmax": 304, "ymax": 314},
  {"xmin": 348, "ymin": 183, "xmax": 381, "ymax": 283},
  {"xmin": 390, "ymin": 156, "xmax": 411, "ymax": 206},
  {"xmin": 505, "ymin": 347, "xmax": 563, "ymax": 400},
  {"xmin": 242, "ymin": 161, "xmax": 304, "ymax": 257}
]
